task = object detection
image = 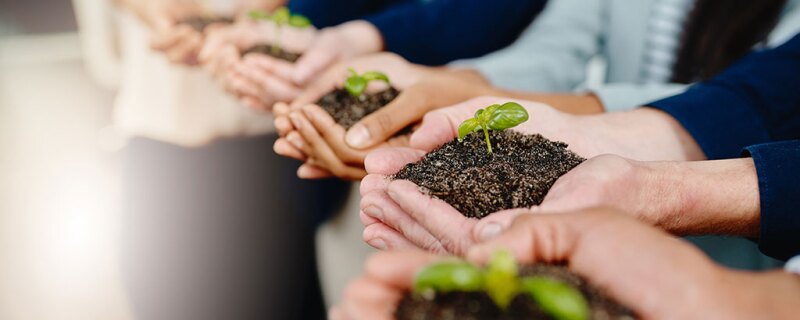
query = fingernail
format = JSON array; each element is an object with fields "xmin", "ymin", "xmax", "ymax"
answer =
[
  {"xmin": 289, "ymin": 114, "xmax": 303, "ymax": 130},
  {"xmin": 479, "ymin": 223, "xmax": 503, "ymax": 242},
  {"xmin": 363, "ymin": 206, "xmax": 384, "ymax": 221},
  {"xmin": 288, "ymin": 135, "xmax": 304, "ymax": 149},
  {"xmin": 368, "ymin": 238, "xmax": 387, "ymax": 250},
  {"xmin": 345, "ymin": 124, "xmax": 371, "ymax": 148},
  {"xmin": 387, "ymin": 188, "xmax": 399, "ymax": 202}
]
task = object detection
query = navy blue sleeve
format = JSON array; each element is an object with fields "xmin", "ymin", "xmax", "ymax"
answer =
[
  {"xmin": 648, "ymin": 33, "xmax": 800, "ymax": 160},
  {"xmin": 288, "ymin": 0, "xmax": 411, "ymax": 28},
  {"xmin": 743, "ymin": 141, "xmax": 800, "ymax": 261},
  {"xmin": 364, "ymin": 0, "xmax": 546, "ymax": 65}
]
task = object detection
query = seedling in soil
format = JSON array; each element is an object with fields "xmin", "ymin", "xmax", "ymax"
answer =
[
  {"xmin": 411, "ymin": 250, "xmax": 589, "ymax": 320},
  {"xmin": 248, "ymin": 7, "xmax": 312, "ymax": 55},
  {"xmin": 457, "ymin": 102, "xmax": 529, "ymax": 154},
  {"xmin": 343, "ymin": 68, "xmax": 391, "ymax": 99}
]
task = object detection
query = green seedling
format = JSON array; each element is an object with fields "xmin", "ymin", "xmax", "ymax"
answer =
[
  {"xmin": 485, "ymin": 250, "xmax": 520, "ymax": 309},
  {"xmin": 457, "ymin": 102, "xmax": 529, "ymax": 154},
  {"xmin": 411, "ymin": 250, "xmax": 589, "ymax": 320},
  {"xmin": 414, "ymin": 261, "xmax": 484, "ymax": 299},
  {"xmin": 521, "ymin": 277, "xmax": 589, "ymax": 320},
  {"xmin": 248, "ymin": 7, "xmax": 312, "ymax": 55},
  {"xmin": 343, "ymin": 68, "xmax": 390, "ymax": 99}
]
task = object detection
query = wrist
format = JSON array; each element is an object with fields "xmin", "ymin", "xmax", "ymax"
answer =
[
  {"xmin": 589, "ymin": 108, "xmax": 706, "ymax": 161},
  {"xmin": 334, "ymin": 20, "xmax": 384, "ymax": 57},
  {"xmin": 646, "ymin": 158, "xmax": 760, "ymax": 236}
]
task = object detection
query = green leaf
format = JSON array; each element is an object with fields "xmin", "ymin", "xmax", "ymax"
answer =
[
  {"xmin": 485, "ymin": 250, "xmax": 519, "ymax": 309},
  {"xmin": 458, "ymin": 118, "xmax": 482, "ymax": 141},
  {"xmin": 362, "ymin": 71, "xmax": 390, "ymax": 84},
  {"xmin": 414, "ymin": 261, "xmax": 484, "ymax": 295},
  {"xmin": 272, "ymin": 7, "xmax": 290, "ymax": 25},
  {"xmin": 520, "ymin": 277, "xmax": 589, "ymax": 320},
  {"xmin": 487, "ymin": 102, "xmax": 529, "ymax": 131},
  {"xmin": 248, "ymin": 10, "xmax": 271, "ymax": 21},
  {"xmin": 288, "ymin": 14, "xmax": 312, "ymax": 28},
  {"xmin": 344, "ymin": 75, "xmax": 367, "ymax": 98}
]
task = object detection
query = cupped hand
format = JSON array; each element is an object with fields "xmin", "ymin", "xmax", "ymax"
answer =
[
  {"xmin": 277, "ymin": 105, "xmax": 412, "ymax": 180},
  {"xmin": 202, "ymin": 20, "xmax": 317, "ymax": 111},
  {"xmin": 329, "ymin": 250, "xmax": 441, "ymax": 320},
  {"xmin": 290, "ymin": 20, "xmax": 384, "ymax": 87},
  {"xmin": 357, "ymin": 98, "xmax": 593, "ymax": 254},
  {"xmin": 335, "ymin": 208, "xmax": 781, "ymax": 320},
  {"xmin": 468, "ymin": 208, "xmax": 770, "ymax": 319},
  {"xmin": 146, "ymin": 1, "xmax": 210, "ymax": 66},
  {"xmin": 272, "ymin": 53, "xmax": 432, "ymax": 178},
  {"xmin": 358, "ymin": 147, "xmax": 527, "ymax": 255},
  {"xmin": 200, "ymin": 22, "xmax": 265, "ymax": 80},
  {"xmin": 538, "ymin": 155, "xmax": 762, "ymax": 237}
]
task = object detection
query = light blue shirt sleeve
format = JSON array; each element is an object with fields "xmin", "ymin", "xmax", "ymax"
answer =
[{"xmin": 452, "ymin": 0, "xmax": 603, "ymax": 93}]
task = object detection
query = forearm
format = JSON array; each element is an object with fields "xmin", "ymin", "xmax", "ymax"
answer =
[{"xmin": 644, "ymin": 158, "xmax": 760, "ymax": 237}]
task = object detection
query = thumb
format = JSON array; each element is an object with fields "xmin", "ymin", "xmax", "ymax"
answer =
[
  {"xmin": 345, "ymin": 89, "xmax": 428, "ymax": 149},
  {"xmin": 472, "ymin": 208, "xmax": 530, "ymax": 243},
  {"xmin": 293, "ymin": 43, "xmax": 337, "ymax": 86},
  {"xmin": 409, "ymin": 111, "xmax": 460, "ymax": 152}
]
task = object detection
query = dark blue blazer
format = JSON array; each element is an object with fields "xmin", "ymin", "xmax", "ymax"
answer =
[
  {"xmin": 289, "ymin": 0, "xmax": 546, "ymax": 65},
  {"xmin": 650, "ymin": 33, "xmax": 800, "ymax": 260}
]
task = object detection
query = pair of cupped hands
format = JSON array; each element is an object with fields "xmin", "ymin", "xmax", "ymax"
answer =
[{"xmin": 140, "ymin": 0, "xmax": 380, "ymax": 109}]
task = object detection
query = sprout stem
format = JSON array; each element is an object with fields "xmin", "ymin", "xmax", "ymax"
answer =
[{"xmin": 483, "ymin": 127, "xmax": 493, "ymax": 154}]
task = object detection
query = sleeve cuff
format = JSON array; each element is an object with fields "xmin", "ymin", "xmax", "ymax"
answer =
[
  {"xmin": 744, "ymin": 141, "xmax": 800, "ymax": 261},
  {"xmin": 648, "ymin": 84, "xmax": 772, "ymax": 159}
]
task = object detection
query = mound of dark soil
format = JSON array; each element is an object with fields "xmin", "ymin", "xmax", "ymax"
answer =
[
  {"xmin": 395, "ymin": 265, "xmax": 633, "ymax": 320},
  {"xmin": 241, "ymin": 44, "xmax": 302, "ymax": 63},
  {"xmin": 393, "ymin": 131, "xmax": 585, "ymax": 219},
  {"xmin": 316, "ymin": 87, "xmax": 401, "ymax": 129}
]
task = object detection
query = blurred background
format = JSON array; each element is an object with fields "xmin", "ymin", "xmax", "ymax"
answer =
[{"xmin": 1, "ymin": 0, "xmax": 133, "ymax": 319}]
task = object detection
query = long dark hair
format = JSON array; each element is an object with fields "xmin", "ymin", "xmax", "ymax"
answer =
[{"xmin": 671, "ymin": 0, "xmax": 788, "ymax": 83}]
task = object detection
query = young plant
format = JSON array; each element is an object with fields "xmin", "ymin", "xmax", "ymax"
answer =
[
  {"xmin": 343, "ymin": 68, "xmax": 390, "ymax": 99},
  {"xmin": 457, "ymin": 102, "xmax": 529, "ymax": 154},
  {"xmin": 414, "ymin": 260, "xmax": 484, "ymax": 299},
  {"xmin": 412, "ymin": 250, "xmax": 589, "ymax": 320},
  {"xmin": 248, "ymin": 7, "xmax": 312, "ymax": 55}
]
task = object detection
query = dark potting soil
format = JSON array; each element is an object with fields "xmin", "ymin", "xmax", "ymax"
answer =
[
  {"xmin": 316, "ymin": 87, "xmax": 402, "ymax": 129},
  {"xmin": 241, "ymin": 44, "xmax": 302, "ymax": 63},
  {"xmin": 393, "ymin": 130, "xmax": 585, "ymax": 219},
  {"xmin": 395, "ymin": 265, "xmax": 634, "ymax": 320},
  {"xmin": 179, "ymin": 16, "xmax": 234, "ymax": 32}
]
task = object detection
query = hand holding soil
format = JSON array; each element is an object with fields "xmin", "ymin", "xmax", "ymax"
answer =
[
  {"xmin": 273, "ymin": 54, "xmax": 494, "ymax": 179},
  {"xmin": 130, "ymin": 0, "xmax": 240, "ymax": 66},
  {"xmin": 468, "ymin": 208, "xmax": 790, "ymax": 320},
  {"xmin": 335, "ymin": 208, "xmax": 779, "ymax": 320},
  {"xmin": 272, "ymin": 54, "xmax": 433, "ymax": 179},
  {"xmin": 360, "ymin": 98, "xmax": 589, "ymax": 254},
  {"xmin": 538, "ymin": 155, "xmax": 763, "ymax": 237},
  {"xmin": 200, "ymin": 17, "xmax": 317, "ymax": 110}
]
